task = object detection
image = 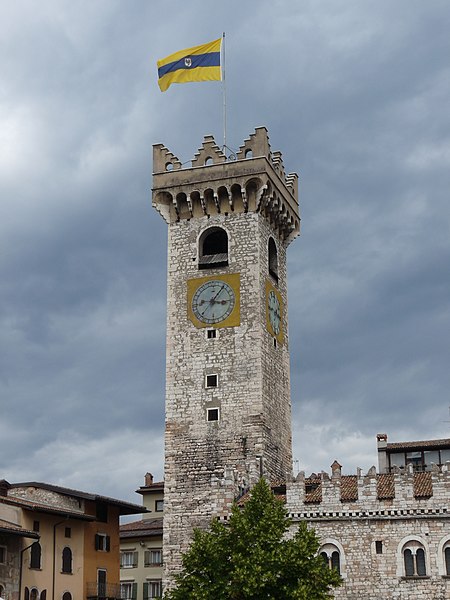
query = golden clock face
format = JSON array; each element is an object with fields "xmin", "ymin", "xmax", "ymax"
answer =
[
  {"xmin": 192, "ymin": 280, "xmax": 235, "ymax": 324},
  {"xmin": 187, "ymin": 274, "xmax": 240, "ymax": 329},
  {"xmin": 266, "ymin": 280, "xmax": 284, "ymax": 343},
  {"xmin": 267, "ymin": 290, "xmax": 281, "ymax": 335}
]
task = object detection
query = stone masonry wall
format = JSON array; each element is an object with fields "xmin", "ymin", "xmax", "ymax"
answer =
[
  {"xmin": 287, "ymin": 464, "xmax": 450, "ymax": 599},
  {"xmin": 163, "ymin": 210, "xmax": 293, "ymax": 577}
]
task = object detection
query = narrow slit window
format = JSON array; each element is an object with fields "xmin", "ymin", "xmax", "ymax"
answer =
[
  {"xmin": 268, "ymin": 237, "xmax": 278, "ymax": 281},
  {"xmin": 375, "ymin": 541, "xmax": 383, "ymax": 554},
  {"xmin": 207, "ymin": 329, "xmax": 217, "ymax": 339}
]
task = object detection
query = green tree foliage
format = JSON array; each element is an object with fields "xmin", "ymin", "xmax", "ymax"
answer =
[{"xmin": 165, "ymin": 479, "xmax": 341, "ymax": 600}]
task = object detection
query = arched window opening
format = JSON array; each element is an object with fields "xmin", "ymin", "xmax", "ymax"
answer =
[
  {"xmin": 245, "ymin": 149, "xmax": 253, "ymax": 158},
  {"xmin": 402, "ymin": 542, "xmax": 427, "ymax": 577},
  {"xmin": 445, "ymin": 546, "xmax": 450, "ymax": 575},
  {"xmin": 24, "ymin": 587, "xmax": 30, "ymax": 600},
  {"xmin": 0, "ymin": 585, "xmax": 5, "ymax": 599},
  {"xmin": 319, "ymin": 545, "xmax": 341, "ymax": 576},
  {"xmin": 331, "ymin": 551, "xmax": 340, "ymax": 574},
  {"xmin": 404, "ymin": 549, "xmax": 414, "ymax": 577},
  {"xmin": 268, "ymin": 237, "xmax": 278, "ymax": 281},
  {"xmin": 199, "ymin": 227, "xmax": 228, "ymax": 270},
  {"xmin": 62, "ymin": 592, "xmax": 72, "ymax": 600},
  {"xmin": 62, "ymin": 547, "xmax": 72, "ymax": 574},
  {"xmin": 205, "ymin": 157, "xmax": 213, "ymax": 166},
  {"xmin": 30, "ymin": 543, "xmax": 41, "ymax": 570},
  {"xmin": 29, "ymin": 589, "xmax": 39, "ymax": 600}
]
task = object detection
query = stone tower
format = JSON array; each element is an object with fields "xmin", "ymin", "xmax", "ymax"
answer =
[{"xmin": 152, "ymin": 127, "xmax": 300, "ymax": 578}]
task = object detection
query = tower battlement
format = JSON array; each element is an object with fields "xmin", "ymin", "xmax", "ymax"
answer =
[
  {"xmin": 287, "ymin": 463, "xmax": 450, "ymax": 521},
  {"xmin": 152, "ymin": 127, "xmax": 300, "ymax": 244}
]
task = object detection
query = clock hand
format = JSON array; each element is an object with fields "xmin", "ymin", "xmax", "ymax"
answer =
[{"xmin": 211, "ymin": 285, "xmax": 225, "ymax": 303}]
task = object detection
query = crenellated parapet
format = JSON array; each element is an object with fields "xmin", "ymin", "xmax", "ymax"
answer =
[
  {"xmin": 152, "ymin": 127, "xmax": 300, "ymax": 245},
  {"xmin": 286, "ymin": 463, "xmax": 450, "ymax": 522}
]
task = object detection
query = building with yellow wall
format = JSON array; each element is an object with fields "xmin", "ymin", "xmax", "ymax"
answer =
[{"xmin": 0, "ymin": 480, "xmax": 142, "ymax": 600}]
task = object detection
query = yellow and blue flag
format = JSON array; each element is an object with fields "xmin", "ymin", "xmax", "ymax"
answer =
[{"xmin": 157, "ymin": 38, "xmax": 222, "ymax": 92}]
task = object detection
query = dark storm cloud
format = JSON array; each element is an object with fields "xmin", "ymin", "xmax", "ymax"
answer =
[{"xmin": 1, "ymin": 0, "xmax": 449, "ymax": 498}]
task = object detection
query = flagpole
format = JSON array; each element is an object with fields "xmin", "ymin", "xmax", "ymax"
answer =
[{"xmin": 222, "ymin": 32, "xmax": 226, "ymax": 154}]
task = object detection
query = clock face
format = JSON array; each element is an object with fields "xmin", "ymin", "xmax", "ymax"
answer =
[
  {"xmin": 192, "ymin": 280, "xmax": 236, "ymax": 324},
  {"xmin": 268, "ymin": 290, "xmax": 281, "ymax": 335}
]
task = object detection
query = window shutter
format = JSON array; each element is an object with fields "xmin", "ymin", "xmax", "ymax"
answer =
[
  {"xmin": 144, "ymin": 550, "xmax": 150, "ymax": 566},
  {"xmin": 94, "ymin": 534, "xmax": 100, "ymax": 550},
  {"xmin": 143, "ymin": 583, "xmax": 148, "ymax": 600},
  {"xmin": 416, "ymin": 548, "xmax": 426, "ymax": 576},
  {"xmin": 105, "ymin": 536, "xmax": 110, "ymax": 552},
  {"xmin": 131, "ymin": 583, "xmax": 137, "ymax": 600},
  {"xmin": 133, "ymin": 551, "xmax": 138, "ymax": 567}
]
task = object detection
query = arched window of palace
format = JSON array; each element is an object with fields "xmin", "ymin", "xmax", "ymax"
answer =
[
  {"xmin": 402, "ymin": 541, "xmax": 427, "ymax": 577},
  {"xmin": 268, "ymin": 237, "xmax": 278, "ymax": 281},
  {"xmin": 198, "ymin": 227, "xmax": 228, "ymax": 269},
  {"xmin": 62, "ymin": 592, "xmax": 72, "ymax": 600},
  {"xmin": 439, "ymin": 539, "xmax": 450, "ymax": 576},
  {"xmin": 319, "ymin": 544, "xmax": 341, "ymax": 575}
]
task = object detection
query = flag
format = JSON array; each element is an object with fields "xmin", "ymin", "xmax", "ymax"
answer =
[{"xmin": 157, "ymin": 38, "xmax": 222, "ymax": 92}]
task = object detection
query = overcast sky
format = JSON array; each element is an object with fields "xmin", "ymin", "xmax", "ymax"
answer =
[{"xmin": 1, "ymin": 0, "xmax": 450, "ymax": 506}]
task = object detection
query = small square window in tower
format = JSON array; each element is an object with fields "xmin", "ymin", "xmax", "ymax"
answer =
[
  {"xmin": 207, "ymin": 408, "xmax": 219, "ymax": 421},
  {"xmin": 206, "ymin": 329, "xmax": 217, "ymax": 339},
  {"xmin": 198, "ymin": 227, "xmax": 228, "ymax": 269},
  {"xmin": 205, "ymin": 374, "xmax": 218, "ymax": 388}
]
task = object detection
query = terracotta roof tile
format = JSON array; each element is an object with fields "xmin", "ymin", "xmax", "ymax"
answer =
[
  {"xmin": 120, "ymin": 518, "xmax": 163, "ymax": 538},
  {"xmin": 340, "ymin": 476, "xmax": 358, "ymax": 502},
  {"xmin": 10, "ymin": 482, "xmax": 144, "ymax": 515},
  {"xmin": 377, "ymin": 474, "xmax": 395, "ymax": 499},
  {"xmin": 414, "ymin": 472, "xmax": 433, "ymax": 498},
  {"xmin": 0, "ymin": 519, "xmax": 39, "ymax": 538},
  {"xmin": 0, "ymin": 495, "xmax": 94, "ymax": 520},
  {"xmin": 386, "ymin": 438, "xmax": 450, "ymax": 451},
  {"xmin": 304, "ymin": 477, "xmax": 322, "ymax": 504}
]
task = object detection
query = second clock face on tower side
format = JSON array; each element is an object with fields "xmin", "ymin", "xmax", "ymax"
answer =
[
  {"xmin": 266, "ymin": 280, "xmax": 284, "ymax": 343},
  {"xmin": 267, "ymin": 290, "xmax": 281, "ymax": 335},
  {"xmin": 187, "ymin": 273, "xmax": 241, "ymax": 329}
]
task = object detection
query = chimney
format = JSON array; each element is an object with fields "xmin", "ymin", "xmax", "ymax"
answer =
[
  {"xmin": 331, "ymin": 460, "xmax": 342, "ymax": 477},
  {"xmin": 0, "ymin": 480, "xmax": 11, "ymax": 496},
  {"xmin": 144, "ymin": 473, "xmax": 154, "ymax": 486},
  {"xmin": 377, "ymin": 434, "xmax": 388, "ymax": 473}
]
